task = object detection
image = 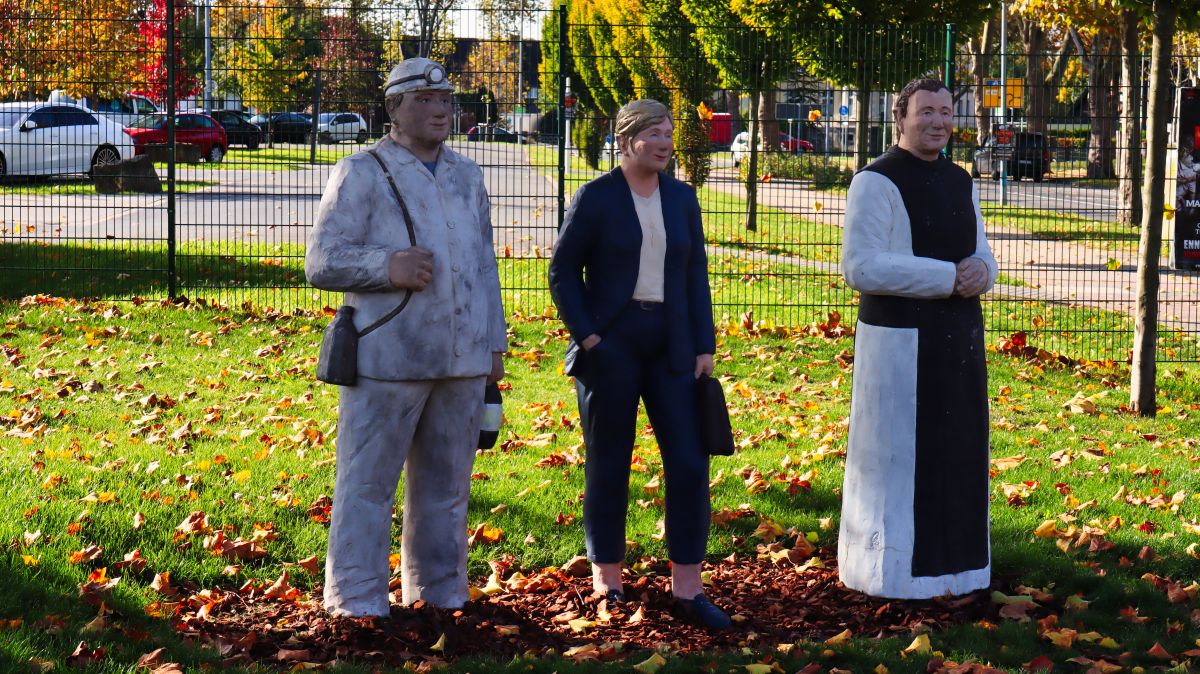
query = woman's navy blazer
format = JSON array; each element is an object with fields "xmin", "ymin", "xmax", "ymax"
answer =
[{"xmin": 549, "ymin": 166, "xmax": 716, "ymax": 376}]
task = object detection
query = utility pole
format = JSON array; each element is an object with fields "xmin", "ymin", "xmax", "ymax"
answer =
[
  {"xmin": 204, "ymin": 0, "xmax": 213, "ymax": 112},
  {"xmin": 999, "ymin": 0, "xmax": 1009, "ymax": 206}
]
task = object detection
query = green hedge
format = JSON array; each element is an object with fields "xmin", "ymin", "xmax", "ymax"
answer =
[{"xmin": 737, "ymin": 152, "xmax": 855, "ymax": 189}]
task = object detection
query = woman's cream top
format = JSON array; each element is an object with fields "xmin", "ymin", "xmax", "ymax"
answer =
[{"xmin": 630, "ymin": 187, "xmax": 666, "ymax": 302}]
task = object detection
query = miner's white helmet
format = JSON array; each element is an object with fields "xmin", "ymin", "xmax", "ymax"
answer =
[{"xmin": 383, "ymin": 58, "xmax": 455, "ymax": 97}]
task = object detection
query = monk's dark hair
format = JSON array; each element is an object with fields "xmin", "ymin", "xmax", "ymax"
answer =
[{"xmin": 892, "ymin": 77, "xmax": 950, "ymax": 129}]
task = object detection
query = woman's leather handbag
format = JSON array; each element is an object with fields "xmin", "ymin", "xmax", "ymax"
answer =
[
  {"xmin": 315, "ymin": 148, "xmax": 417, "ymax": 386},
  {"xmin": 695, "ymin": 373, "xmax": 734, "ymax": 456}
]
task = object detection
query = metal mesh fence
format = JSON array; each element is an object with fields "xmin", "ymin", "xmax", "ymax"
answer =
[{"xmin": 1, "ymin": 2, "xmax": 1198, "ymax": 361}]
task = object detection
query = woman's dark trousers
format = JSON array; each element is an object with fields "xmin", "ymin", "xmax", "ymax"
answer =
[{"xmin": 575, "ymin": 301, "xmax": 710, "ymax": 565}]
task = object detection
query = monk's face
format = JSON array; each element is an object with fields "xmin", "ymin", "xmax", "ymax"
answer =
[{"xmin": 897, "ymin": 88, "xmax": 953, "ymax": 161}]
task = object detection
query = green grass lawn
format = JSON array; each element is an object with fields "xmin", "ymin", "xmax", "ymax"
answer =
[
  {"xmin": 525, "ymin": 145, "xmax": 845, "ymax": 264},
  {"xmin": 152, "ymin": 146, "xmax": 351, "ymax": 172},
  {"xmin": 981, "ymin": 206, "xmax": 1144, "ymax": 254},
  {"xmin": 1, "ymin": 255, "xmax": 1199, "ymax": 672},
  {"xmin": 0, "ymin": 179, "xmax": 218, "ymax": 196}
]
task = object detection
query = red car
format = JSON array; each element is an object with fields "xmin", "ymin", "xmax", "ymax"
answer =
[
  {"xmin": 779, "ymin": 132, "xmax": 815, "ymax": 154},
  {"xmin": 124, "ymin": 112, "xmax": 229, "ymax": 163}
]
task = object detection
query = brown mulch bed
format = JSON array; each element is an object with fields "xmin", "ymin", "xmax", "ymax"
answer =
[{"xmin": 182, "ymin": 548, "xmax": 1002, "ymax": 669}]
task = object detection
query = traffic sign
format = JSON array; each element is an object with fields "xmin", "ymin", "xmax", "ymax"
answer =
[
  {"xmin": 992, "ymin": 124, "xmax": 1015, "ymax": 161},
  {"xmin": 983, "ymin": 79, "xmax": 1024, "ymax": 108},
  {"xmin": 838, "ymin": 105, "xmax": 849, "ymax": 117}
]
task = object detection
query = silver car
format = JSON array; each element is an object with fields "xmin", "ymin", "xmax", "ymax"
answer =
[
  {"xmin": 0, "ymin": 102, "xmax": 135, "ymax": 178},
  {"xmin": 316, "ymin": 112, "xmax": 368, "ymax": 143}
]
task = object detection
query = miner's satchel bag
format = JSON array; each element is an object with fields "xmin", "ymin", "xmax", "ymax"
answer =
[
  {"xmin": 695, "ymin": 373, "xmax": 735, "ymax": 456},
  {"xmin": 315, "ymin": 149, "xmax": 417, "ymax": 386}
]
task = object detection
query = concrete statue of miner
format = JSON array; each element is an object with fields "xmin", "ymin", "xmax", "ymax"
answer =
[{"xmin": 305, "ymin": 57, "xmax": 508, "ymax": 617}]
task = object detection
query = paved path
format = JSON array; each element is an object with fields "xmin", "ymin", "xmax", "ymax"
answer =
[
  {"xmin": 696, "ymin": 168, "xmax": 1200, "ymax": 337},
  {"xmin": 4, "ymin": 145, "xmax": 1196, "ymax": 342},
  {"xmin": 0, "ymin": 140, "xmax": 557, "ymax": 250}
]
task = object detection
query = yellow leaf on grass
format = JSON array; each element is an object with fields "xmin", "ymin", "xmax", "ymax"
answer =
[
  {"xmin": 643, "ymin": 476, "xmax": 661, "ymax": 495},
  {"xmin": 1044, "ymin": 629, "xmax": 1077, "ymax": 648},
  {"xmin": 429, "ymin": 633, "xmax": 446, "ymax": 652},
  {"xmin": 903, "ymin": 634, "xmax": 931, "ymax": 654},
  {"xmin": 480, "ymin": 571, "xmax": 504, "ymax": 595},
  {"xmin": 633, "ymin": 653, "xmax": 667, "ymax": 674},
  {"xmin": 825, "ymin": 628, "xmax": 852, "ymax": 646},
  {"xmin": 232, "ymin": 470, "xmax": 252, "ymax": 484},
  {"xmin": 991, "ymin": 455, "xmax": 1027, "ymax": 471},
  {"xmin": 1034, "ymin": 520, "xmax": 1059, "ymax": 538},
  {"xmin": 744, "ymin": 665, "xmax": 774, "ymax": 674},
  {"xmin": 568, "ymin": 618, "xmax": 596, "ymax": 633},
  {"xmin": 564, "ymin": 644, "xmax": 598, "ymax": 659}
]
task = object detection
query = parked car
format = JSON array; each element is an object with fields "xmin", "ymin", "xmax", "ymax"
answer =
[
  {"xmin": 972, "ymin": 131, "xmax": 1050, "ymax": 182},
  {"xmin": 731, "ymin": 130, "xmax": 814, "ymax": 166},
  {"xmin": 602, "ymin": 134, "xmax": 619, "ymax": 160},
  {"xmin": 249, "ymin": 112, "xmax": 313, "ymax": 144},
  {"xmin": 124, "ymin": 112, "xmax": 229, "ymax": 163},
  {"xmin": 466, "ymin": 124, "xmax": 522, "ymax": 143},
  {"xmin": 48, "ymin": 90, "xmax": 160, "ymax": 129},
  {"xmin": 188, "ymin": 109, "xmax": 263, "ymax": 149},
  {"xmin": 316, "ymin": 112, "xmax": 368, "ymax": 143},
  {"xmin": 779, "ymin": 132, "xmax": 815, "ymax": 154},
  {"xmin": 0, "ymin": 101, "xmax": 134, "ymax": 178}
]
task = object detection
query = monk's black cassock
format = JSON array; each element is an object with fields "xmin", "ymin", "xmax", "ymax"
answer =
[{"xmin": 838, "ymin": 146, "xmax": 995, "ymax": 599}]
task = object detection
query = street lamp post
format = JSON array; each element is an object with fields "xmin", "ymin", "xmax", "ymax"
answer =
[
  {"xmin": 999, "ymin": 0, "xmax": 1009, "ymax": 206},
  {"xmin": 203, "ymin": 0, "xmax": 213, "ymax": 113}
]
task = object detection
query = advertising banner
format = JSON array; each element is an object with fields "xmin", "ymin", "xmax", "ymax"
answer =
[{"xmin": 1174, "ymin": 87, "xmax": 1200, "ymax": 270}]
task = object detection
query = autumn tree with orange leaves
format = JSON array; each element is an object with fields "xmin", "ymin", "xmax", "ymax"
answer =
[{"xmin": 0, "ymin": 0, "xmax": 145, "ymax": 100}]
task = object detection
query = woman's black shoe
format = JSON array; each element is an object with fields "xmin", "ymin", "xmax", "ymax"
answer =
[
  {"xmin": 674, "ymin": 594, "xmax": 732, "ymax": 631},
  {"xmin": 604, "ymin": 588, "xmax": 626, "ymax": 604}
]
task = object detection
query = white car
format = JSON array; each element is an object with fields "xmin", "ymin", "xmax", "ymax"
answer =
[
  {"xmin": 316, "ymin": 112, "xmax": 368, "ymax": 143},
  {"xmin": 48, "ymin": 90, "xmax": 160, "ymax": 129},
  {"xmin": 731, "ymin": 131, "xmax": 749, "ymax": 166},
  {"xmin": 0, "ymin": 101, "xmax": 135, "ymax": 178}
]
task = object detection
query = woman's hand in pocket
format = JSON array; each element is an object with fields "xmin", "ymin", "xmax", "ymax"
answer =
[
  {"xmin": 694, "ymin": 353, "xmax": 714, "ymax": 379},
  {"xmin": 581, "ymin": 333, "xmax": 602, "ymax": 351}
]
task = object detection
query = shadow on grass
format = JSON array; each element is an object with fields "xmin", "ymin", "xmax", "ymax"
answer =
[
  {"xmin": 0, "ymin": 551, "xmax": 221, "ymax": 671},
  {"xmin": 0, "ymin": 241, "xmax": 306, "ymax": 300}
]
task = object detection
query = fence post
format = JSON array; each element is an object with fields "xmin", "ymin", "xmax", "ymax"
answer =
[
  {"xmin": 944, "ymin": 23, "xmax": 955, "ymax": 160},
  {"xmin": 166, "ymin": 0, "xmax": 177, "ymax": 298},
  {"xmin": 557, "ymin": 4, "xmax": 567, "ymax": 231},
  {"xmin": 311, "ymin": 69, "xmax": 322, "ymax": 165}
]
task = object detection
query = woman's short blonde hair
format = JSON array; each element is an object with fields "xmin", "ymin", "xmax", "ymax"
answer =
[{"xmin": 614, "ymin": 99, "xmax": 672, "ymax": 154}]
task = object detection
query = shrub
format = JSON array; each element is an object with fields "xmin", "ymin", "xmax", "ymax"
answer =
[
  {"xmin": 572, "ymin": 114, "xmax": 605, "ymax": 170},
  {"xmin": 737, "ymin": 152, "xmax": 854, "ymax": 189}
]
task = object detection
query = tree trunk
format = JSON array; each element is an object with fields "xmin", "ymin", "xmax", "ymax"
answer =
[
  {"xmin": 855, "ymin": 73, "xmax": 871, "ymax": 171},
  {"xmin": 745, "ymin": 90, "xmax": 759, "ymax": 232},
  {"xmin": 760, "ymin": 89, "xmax": 780, "ymax": 152},
  {"xmin": 1086, "ymin": 33, "xmax": 1119, "ymax": 179},
  {"xmin": 726, "ymin": 90, "xmax": 743, "ymax": 136},
  {"xmin": 1117, "ymin": 9, "xmax": 1143, "ymax": 226},
  {"xmin": 1023, "ymin": 22, "xmax": 1049, "ymax": 136},
  {"xmin": 972, "ymin": 20, "xmax": 994, "ymax": 144},
  {"xmin": 1131, "ymin": 0, "xmax": 1178, "ymax": 417}
]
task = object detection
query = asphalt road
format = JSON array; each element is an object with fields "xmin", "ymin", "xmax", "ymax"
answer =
[
  {"xmin": 0, "ymin": 140, "xmax": 558, "ymax": 251},
  {"xmin": 8, "ymin": 142, "xmax": 1192, "ymax": 330}
]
